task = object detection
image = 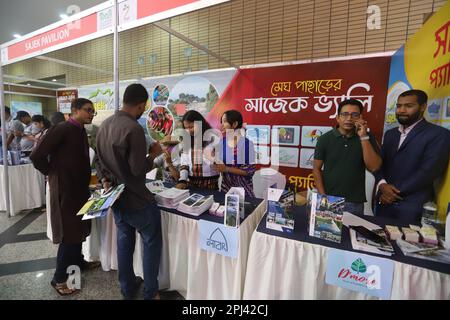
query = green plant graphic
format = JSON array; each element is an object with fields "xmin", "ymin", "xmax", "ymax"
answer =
[{"xmin": 351, "ymin": 258, "xmax": 367, "ymax": 273}]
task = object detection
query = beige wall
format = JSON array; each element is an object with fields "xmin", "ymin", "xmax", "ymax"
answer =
[{"xmin": 4, "ymin": 0, "xmax": 448, "ymax": 87}]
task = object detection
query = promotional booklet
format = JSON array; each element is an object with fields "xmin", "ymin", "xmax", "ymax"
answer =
[
  {"xmin": 224, "ymin": 194, "xmax": 240, "ymax": 228},
  {"xmin": 307, "ymin": 191, "xmax": 344, "ymax": 243},
  {"xmin": 396, "ymin": 239, "xmax": 450, "ymax": 264},
  {"xmin": 350, "ymin": 227, "xmax": 394, "ymax": 256},
  {"xmin": 146, "ymin": 180, "xmax": 167, "ymax": 194},
  {"xmin": 227, "ymin": 187, "xmax": 245, "ymax": 220},
  {"xmin": 77, "ymin": 184, "xmax": 125, "ymax": 220},
  {"xmin": 154, "ymin": 187, "xmax": 190, "ymax": 209},
  {"xmin": 177, "ymin": 193, "xmax": 214, "ymax": 216},
  {"xmin": 266, "ymin": 188, "xmax": 295, "ymax": 233}
]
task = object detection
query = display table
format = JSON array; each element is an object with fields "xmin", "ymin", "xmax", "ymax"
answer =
[
  {"xmin": 243, "ymin": 206, "xmax": 450, "ymax": 300},
  {"xmin": 82, "ymin": 189, "xmax": 265, "ymax": 299},
  {"xmin": 0, "ymin": 164, "xmax": 46, "ymax": 216}
]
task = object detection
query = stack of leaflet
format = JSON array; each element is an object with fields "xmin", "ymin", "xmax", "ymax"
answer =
[
  {"xmin": 343, "ymin": 212, "xmax": 394, "ymax": 256},
  {"xmin": 146, "ymin": 180, "xmax": 167, "ymax": 194},
  {"xmin": 154, "ymin": 187, "xmax": 189, "ymax": 209},
  {"xmin": 419, "ymin": 225, "xmax": 439, "ymax": 245},
  {"xmin": 396, "ymin": 239, "xmax": 450, "ymax": 264},
  {"xmin": 349, "ymin": 227, "xmax": 394, "ymax": 256},
  {"xmin": 177, "ymin": 193, "xmax": 214, "ymax": 216},
  {"xmin": 385, "ymin": 225, "xmax": 403, "ymax": 240},
  {"xmin": 402, "ymin": 227, "xmax": 420, "ymax": 242}
]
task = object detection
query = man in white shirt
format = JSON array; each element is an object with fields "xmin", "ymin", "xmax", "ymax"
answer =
[{"xmin": 7, "ymin": 111, "xmax": 31, "ymax": 151}]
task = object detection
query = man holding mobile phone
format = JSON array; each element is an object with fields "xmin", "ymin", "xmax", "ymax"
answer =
[{"xmin": 313, "ymin": 99, "xmax": 382, "ymax": 216}]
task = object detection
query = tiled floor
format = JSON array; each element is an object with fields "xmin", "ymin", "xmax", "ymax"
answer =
[{"xmin": 0, "ymin": 208, "xmax": 183, "ymax": 300}]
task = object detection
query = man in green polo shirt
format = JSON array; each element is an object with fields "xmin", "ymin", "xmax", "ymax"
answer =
[{"xmin": 313, "ymin": 99, "xmax": 381, "ymax": 216}]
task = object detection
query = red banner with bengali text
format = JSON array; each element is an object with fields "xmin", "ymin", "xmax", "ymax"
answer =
[{"xmin": 207, "ymin": 57, "xmax": 391, "ymax": 191}]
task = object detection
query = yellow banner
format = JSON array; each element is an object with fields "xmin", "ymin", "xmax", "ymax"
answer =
[{"xmin": 404, "ymin": 1, "xmax": 450, "ymax": 220}]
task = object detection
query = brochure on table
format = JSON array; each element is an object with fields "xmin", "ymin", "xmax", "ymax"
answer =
[
  {"xmin": 343, "ymin": 212, "xmax": 394, "ymax": 256},
  {"xmin": 224, "ymin": 187, "xmax": 245, "ymax": 228},
  {"xmin": 308, "ymin": 191, "xmax": 344, "ymax": 243},
  {"xmin": 396, "ymin": 239, "xmax": 450, "ymax": 264},
  {"xmin": 146, "ymin": 180, "xmax": 167, "ymax": 194},
  {"xmin": 266, "ymin": 188, "xmax": 295, "ymax": 233},
  {"xmin": 177, "ymin": 193, "xmax": 214, "ymax": 216},
  {"xmin": 154, "ymin": 187, "xmax": 190, "ymax": 209}
]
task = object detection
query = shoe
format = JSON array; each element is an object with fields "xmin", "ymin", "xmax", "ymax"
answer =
[
  {"xmin": 152, "ymin": 292, "xmax": 161, "ymax": 300},
  {"xmin": 50, "ymin": 280, "xmax": 79, "ymax": 296},
  {"xmin": 80, "ymin": 261, "xmax": 101, "ymax": 271},
  {"xmin": 122, "ymin": 276, "xmax": 144, "ymax": 300}
]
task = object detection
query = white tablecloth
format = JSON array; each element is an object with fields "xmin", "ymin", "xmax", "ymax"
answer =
[
  {"xmin": 81, "ymin": 201, "xmax": 266, "ymax": 299},
  {"xmin": 162, "ymin": 203, "xmax": 266, "ymax": 299},
  {"xmin": 0, "ymin": 164, "xmax": 45, "ymax": 216},
  {"xmin": 243, "ymin": 230, "xmax": 450, "ymax": 300}
]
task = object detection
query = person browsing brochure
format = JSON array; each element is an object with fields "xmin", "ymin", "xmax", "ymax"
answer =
[{"xmin": 95, "ymin": 84, "xmax": 163, "ymax": 300}]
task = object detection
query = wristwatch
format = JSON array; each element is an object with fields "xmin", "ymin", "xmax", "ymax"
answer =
[{"xmin": 360, "ymin": 135, "xmax": 370, "ymax": 141}]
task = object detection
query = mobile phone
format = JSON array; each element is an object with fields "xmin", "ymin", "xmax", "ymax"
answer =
[{"xmin": 349, "ymin": 225, "xmax": 387, "ymax": 244}]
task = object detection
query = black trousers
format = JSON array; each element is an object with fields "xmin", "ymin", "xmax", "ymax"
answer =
[{"xmin": 53, "ymin": 242, "xmax": 85, "ymax": 283}]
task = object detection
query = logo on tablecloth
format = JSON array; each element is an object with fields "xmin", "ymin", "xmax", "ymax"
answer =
[
  {"xmin": 326, "ymin": 249, "xmax": 394, "ymax": 299},
  {"xmin": 336, "ymin": 258, "xmax": 377, "ymax": 288},
  {"xmin": 351, "ymin": 258, "xmax": 367, "ymax": 273},
  {"xmin": 199, "ymin": 220, "xmax": 238, "ymax": 259},
  {"xmin": 206, "ymin": 228, "xmax": 228, "ymax": 252}
]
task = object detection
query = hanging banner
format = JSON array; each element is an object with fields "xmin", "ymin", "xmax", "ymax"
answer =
[
  {"xmin": 6, "ymin": 14, "xmax": 97, "ymax": 63},
  {"xmin": 57, "ymin": 89, "xmax": 78, "ymax": 114},
  {"xmin": 207, "ymin": 57, "xmax": 391, "ymax": 191},
  {"xmin": 0, "ymin": 0, "xmax": 230, "ymax": 65},
  {"xmin": 77, "ymin": 68, "xmax": 236, "ymax": 146},
  {"xmin": 383, "ymin": 2, "xmax": 450, "ymax": 220}
]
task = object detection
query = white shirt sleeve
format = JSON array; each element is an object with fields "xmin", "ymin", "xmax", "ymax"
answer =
[{"xmin": 376, "ymin": 179, "xmax": 387, "ymax": 195}]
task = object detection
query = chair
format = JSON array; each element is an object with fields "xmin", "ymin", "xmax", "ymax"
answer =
[{"xmin": 364, "ymin": 170, "xmax": 375, "ymax": 216}]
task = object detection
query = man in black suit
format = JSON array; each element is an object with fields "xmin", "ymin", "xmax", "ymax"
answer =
[{"xmin": 375, "ymin": 89, "xmax": 450, "ymax": 223}]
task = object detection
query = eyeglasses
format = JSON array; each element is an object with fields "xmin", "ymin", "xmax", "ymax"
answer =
[
  {"xmin": 339, "ymin": 112, "xmax": 361, "ymax": 119},
  {"xmin": 82, "ymin": 107, "xmax": 97, "ymax": 116}
]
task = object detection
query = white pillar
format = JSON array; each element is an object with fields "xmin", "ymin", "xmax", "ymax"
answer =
[
  {"xmin": 0, "ymin": 61, "xmax": 11, "ymax": 217},
  {"xmin": 113, "ymin": 0, "xmax": 119, "ymax": 111}
]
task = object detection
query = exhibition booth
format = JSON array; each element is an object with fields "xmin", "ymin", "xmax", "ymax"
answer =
[{"xmin": 0, "ymin": 0, "xmax": 449, "ymax": 300}]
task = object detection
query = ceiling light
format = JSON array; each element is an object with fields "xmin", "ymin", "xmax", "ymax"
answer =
[
  {"xmin": 52, "ymin": 79, "xmax": 57, "ymax": 82},
  {"xmin": 27, "ymin": 83, "xmax": 31, "ymax": 86}
]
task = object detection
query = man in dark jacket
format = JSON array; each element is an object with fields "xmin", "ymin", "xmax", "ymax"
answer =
[
  {"xmin": 96, "ymin": 84, "xmax": 162, "ymax": 300},
  {"xmin": 375, "ymin": 90, "xmax": 450, "ymax": 223},
  {"xmin": 31, "ymin": 98, "xmax": 99, "ymax": 296}
]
